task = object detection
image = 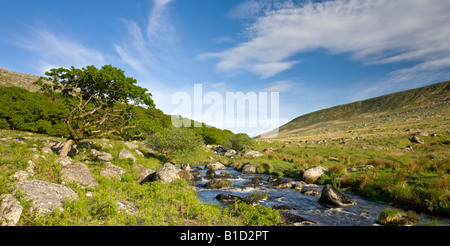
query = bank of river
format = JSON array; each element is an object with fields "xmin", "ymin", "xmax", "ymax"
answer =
[{"xmin": 193, "ymin": 165, "xmax": 449, "ymax": 226}]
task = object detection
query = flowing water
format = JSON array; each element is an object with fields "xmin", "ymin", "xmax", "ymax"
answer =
[{"xmin": 193, "ymin": 165, "xmax": 450, "ymax": 226}]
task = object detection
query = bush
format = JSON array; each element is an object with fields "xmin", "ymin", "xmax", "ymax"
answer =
[
  {"xmin": 146, "ymin": 127, "xmax": 204, "ymax": 164},
  {"xmin": 232, "ymin": 200, "xmax": 281, "ymax": 226},
  {"xmin": 223, "ymin": 133, "xmax": 253, "ymax": 151}
]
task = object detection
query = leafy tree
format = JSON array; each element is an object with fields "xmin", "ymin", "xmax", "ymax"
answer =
[
  {"xmin": 223, "ymin": 133, "xmax": 253, "ymax": 151},
  {"xmin": 34, "ymin": 65, "xmax": 154, "ymax": 156},
  {"xmin": 146, "ymin": 127, "xmax": 204, "ymax": 164}
]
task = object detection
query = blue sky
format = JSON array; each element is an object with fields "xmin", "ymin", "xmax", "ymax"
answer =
[{"xmin": 1, "ymin": 0, "xmax": 450, "ymax": 137}]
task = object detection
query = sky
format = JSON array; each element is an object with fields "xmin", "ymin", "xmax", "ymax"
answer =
[{"xmin": 1, "ymin": 0, "xmax": 450, "ymax": 137}]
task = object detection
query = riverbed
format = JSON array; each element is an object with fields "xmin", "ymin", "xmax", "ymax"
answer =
[{"xmin": 193, "ymin": 165, "xmax": 449, "ymax": 226}]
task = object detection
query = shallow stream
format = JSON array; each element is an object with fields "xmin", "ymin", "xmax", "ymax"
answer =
[{"xmin": 193, "ymin": 165, "xmax": 449, "ymax": 226}]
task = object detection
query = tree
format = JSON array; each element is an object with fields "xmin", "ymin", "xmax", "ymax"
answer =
[
  {"xmin": 34, "ymin": 65, "xmax": 154, "ymax": 156},
  {"xmin": 223, "ymin": 133, "xmax": 253, "ymax": 151}
]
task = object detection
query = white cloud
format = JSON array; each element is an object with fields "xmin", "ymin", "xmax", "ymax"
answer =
[
  {"xmin": 203, "ymin": 0, "xmax": 450, "ymax": 79},
  {"xmin": 263, "ymin": 80, "xmax": 299, "ymax": 92},
  {"xmin": 13, "ymin": 26, "xmax": 106, "ymax": 74}
]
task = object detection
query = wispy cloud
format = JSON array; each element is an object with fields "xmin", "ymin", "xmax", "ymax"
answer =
[
  {"xmin": 263, "ymin": 80, "xmax": 299, "ymax": 92},
  {"xmin": 12, "ymin": 25, "xmax": 106, "ymax": 75},
  {"xmin": 203, "ymin": 0, "xmax": 450, "ymax": 81}
]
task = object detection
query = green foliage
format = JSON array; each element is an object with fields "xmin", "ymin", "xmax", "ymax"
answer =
[
  {"xmin": 377, "ymin": 209, "xmax": 419, "ymax": 226},
  {"xmin": 232, "ymin": 200, "xmax": 281, "ymax": 226},
  {"xmin": 146, "ymin": 127, "xmax": 204, "ymax": 164},
  {"xmin": 223, "ymin": 133, "xmax": 253, "ymax": 151}
]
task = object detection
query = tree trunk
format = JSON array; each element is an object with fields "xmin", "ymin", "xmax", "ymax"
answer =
[{"xmin": 59, "ymin": 139, "xmax": 75, "ymax": 157}]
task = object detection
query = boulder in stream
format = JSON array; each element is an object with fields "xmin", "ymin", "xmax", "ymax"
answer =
[{"xmin": 318, "ymin": 184, "xmax": 355, "ymax": 207}]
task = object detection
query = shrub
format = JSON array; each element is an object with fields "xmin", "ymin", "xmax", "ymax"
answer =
[
  {"xmin": 223, "ymin": 133, "xmax": 253, "ymax": 151},
  {"xmin": 146, "ymin": 127, "xmax": 204, "ymax": 164},
  {"xmin": 232, "ymin": 200, "xmax": 281, "ymax": 226}
]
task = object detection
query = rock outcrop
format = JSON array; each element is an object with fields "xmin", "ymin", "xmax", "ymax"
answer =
[
  {"xmin": 0, "ymin": 194, "xmax": 23, "ymax": 226},
  {"xmin": 60, "ymin": 162, "xmax": 99, "ymax": 188}
]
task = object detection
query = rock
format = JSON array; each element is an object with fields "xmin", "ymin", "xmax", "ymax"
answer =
[
  {"xmin": 278, "ymin": 213, "xmax": 315, "ymax": 226},
  {"xmin": 302, "ymin": 166, "xmax": 328, "ymax": 184},
  {"xmin": 124, "ymin": 142, "xmax": 139, "ymax": 149},
  {"xmin": 180, "ymin": 163, "xmax": 191, "ymax": 171},
  {"xmin": 220, "ymin": 172, "xmax": 234, "ymax": 178},
  {"xmin": 268, "ymin": 176, "xmax": 294, "ymax": 189},
  {"xmin": 418, "ymin": 132, "xmax": 428, "ymax": 137},
  {"xmin": 90, "ymin": 149, "xmax": 113, "ymax": 162},
  {"xmin": 41, "ymin": 147, "xmax": 53, "ymax": 155},
  {"xmin": 14, "ymin": 180, "xmax": 78, "ymax": 215},
  {"xmin": 206, "ymin": 169, "xmax": 218, "ymax": 178},
  {"xmin": 410, "ymin": 136, "xmax": 424, "ymax": 144},
  {"xmin": 60, "ymin": 162, "xmax": 99, "ymax": 188},
  {"xmin": 153, "ymin": 163, "xmax": 180, "ymax": 183},
  {"xmin": 271, "ymin": 205, "xmax": 295, "ymax": 211},
  {"xmin": 223, "ymin": 149, "xmax": 236, "ymax": 157},
  {"xmin": 248, "ymin": 177, "xmax": 264, "ymax": 186},
  {"xmin": 10, "ymin": 170, "xmax": 29, "ymax": 182},
  {"xmin": 347, "ymin": 164, "xmax": 374, "ymax": 172},
  {"xmin": 241, "ymin": 164, "xmax": 258, "ymax": 174},
  {"xmin": 0, "ymin": 194, "xmax": 23, "ymax": 226},
  {"xmin": 204, "ymin": 162, "xmax": 227, "ymax": 170},
  {"xmin": 100, "ymin": 163, "xmax": 127, "ymax": 180},
  {"xmin": 318, "ymin": 184, "xmax": 355, "ymax": 207},
  {"xmin": 216, "ymin": 193, "xmax": 260, "ymax": 206},
  {"xmin": 177, "ymin": 169, "xmax": 195, "ymax": 185},
  {"xmin": 328, "ymin": 157, "xmax": 339, "ymax": 162},
  {"xmin": 54, "ymin": 156, "xmax": 73, "ymax": 166},
  {"xmin": 204, "ymin": 179, "xmax": 233, "ymax": 189},
  {"xmin": 292, "ymin": 181, "xmax": 305, "ymax": 191},
  {"xmin": 118, "ymin": 148, "xmax": 137, "ymax": 162},
  {"xmin": 242, "ymin": 150, "xmax": 264, "ymax": 158},
  {"xmin": 137, "ymin": 168, "xmax": 153, "ymax": 183},
  {"xmin": 51, "ymin": 141, "xmax": 78, "ymax": 157},
  {"xmin": 116, "ymin": 201, "xmax": 139, "ymax": 215}
]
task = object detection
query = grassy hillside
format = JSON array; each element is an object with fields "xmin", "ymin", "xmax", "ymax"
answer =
[
  {"xmin": 259, "ymin": 81, "xmax": 450, "ymax": 139},
  {"xmin": 0, "ymin": 68, "xmax": 41, "ymax": 92}
]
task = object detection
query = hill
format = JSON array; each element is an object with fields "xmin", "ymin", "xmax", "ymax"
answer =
[
  {"xmin": 258, "ymin": 81, "xmax": 450, "ymax": 139},
  {"xmin": 0, "ymin": 68, "xmax": 41, "ymax": 92}
]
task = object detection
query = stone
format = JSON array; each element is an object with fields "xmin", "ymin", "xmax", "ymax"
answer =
[
  {"xmin": 268, "ymin": 176, "xmax": 294, "ymax": 189},
  {"xmin": 0, "ymin": 194, "xmax": 23, "ymax": 226},
  {"xmin": 90, "ymin": 149, "xmax": 113, "ymax": 162},
  {"xmin": 60, "ymin": 162, "xmax": 98, "ymax": 188},
  {"xmin": 10, "ymin": 170, "xmax": 29, "ymax": 182},
  {"xmin": 216, "ymin": 193, "xmax": 260, "ymax": 206},
  {"xmin": 248, "ymin": 177, "xmax": 264, "ymax": 186},
  {"xmin": 14, "ymin": 180, "xmax": 78, "ymax": 214},
  {"xmin": 118, "ymin": 148, "xmax": 137, "ymax": 162},
  {"xmin": 124, "ymin": 142, "xmax": 139, "ymax": 149},
  {"xmin": 204, "ymin": 179, "xmax": 233, "ymax": 189},
  {"xmin": 116, "ymin": 201, "xmax": 139, "ymax": 215},
  {"xmin": 54, "ymin": 156, "xmax": 73, "ymax": 166},
  {"xmin": 153, "ymin": 163, "xmax": 180, "ymax": 183},
  {"xmin": 180, "ymin": 163, "xmax": 191, "ymax": 171},
  {"xmin": 204, "ymin": 161, "xmax": 227, "ymax": 170},
  {"xmin": 100, "ymin": 163, "xmax": 127, "ymax": 180},
  {"xmin": 223, "ymin": 149, "xmax": 236, "ymax": 157},
  {"xmin": 241, "ymin": 164, "xmax": 258, "ymax": 174},
  {"xmin": 242, "ymin": 150, "xmax": 263, "ymax": 158},
  {"xmin": 410, "ymin": 136, "xmax": 424, "ymax": 144},
  {"xmin": 302, "ymin": 166, "xmax": 328, "ymax": 184},
  {"xmin": 137, "ymin": 168, "xmax": 153, "ymax": 183},
  {"xmin": 278, "ymin": 212, "xmax": 315, "ymax": 226},
  {"xmin": 328, "ymin": 157, "xmax": 340, "ymax": 162},
  {"xmin": 206, "ymin": 169, "xmax": 218, "ymax": 178},
  {"xmin": 177, "ymin": 169, "xmax": 195, "ymax": 185},
  {"xmin": 318, "ymin": 184, "xmax": 355, "ymax": 207}
]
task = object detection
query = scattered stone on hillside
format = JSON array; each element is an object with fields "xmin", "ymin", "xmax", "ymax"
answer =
[
  {"xmin": 10, "ymin": 170, "xmax": 29, "ymax": 182},
  {"xmin": 116, "ymin": 201, "xmax": 139, "ymax": 215},
  {"xmin": 90, "ymin": 149, "xmax": 113, "ymax": 162},
  {"xmin": 205, "ymin": 161, "xmax": 227, "ymax": 170},
  {"xmin": 318, "ymin": 184, "xmax": 355, "ymax": 207},
  {"xmin": 14, "ymin": 180, "xmax": 78, "ymax": 215},
  {"xmin": 223, "ymin": 149, "xmax": 236, "ymax": 157},
  {"xmin": 328, "ymin": 157, "xmax": 340, "ymax": 162},
  {"xmin": 60, "ymin": 162, "xmax": 98, "ymax": 188},
  {"xmin": 135, "ymin": 149, "xmax": 144, "ymax": 157},
  {"xmin": 0, "ymin": 194, "xmax": 23, "ymax": 226},
  {"xmin": 41, "ymin": 147, "xmax": 53, "ymax": 155},
  {"xmin": 302, "ymin": 166, "xmax": 328, "ymax": 184},
  {"xmin": 278, "ymin": 212, "xmax": 316, "ymax": 226},
  {"xmin": 124, "ymin": 142, "xmax": 139, "ymax": 149},
  {"xmin": 242, "ymin": 150, "xmax": 264, "ymax": 158},
  {"xmin": 118, "ymin": 148, "xmax": 137, "ymax": 162},
  {"xmin": 241, "ymin": 164, "xmax": 258, "ymax": 174},
  {"xmin": 153, "ymin": 163, "xmax": 180, "ymax": 183},
  {"xmin": 100, "ymin": 163, "xmax": 127, "ymax": 180},
  {"xmin": 54, "ymin": 156, "xmax": 73, "ymax": 166},
  {"xmin": 137, "ymin": 168, "xmax": 153, "ymax": 183},
  {"xmin": 347, "ymin": 165, "xmax": 374, "ymax": 172},
  {"xmin": 26, "ymin": 160, "xmax": 37, "ymax": 175},
  {"xmin": 410, "ymin": 136, "xmax": 424, "ymax": 144},
  {"xmin": 51, "ymin": 141, "xmax": 78, "ymax": 157},
  {"xmin": 418, "ymin": 132, "xmax": 428, "ymax": 137},
  {"xmin": 204, "ymin": 179, "xmax": 233, "ymax": 189}
]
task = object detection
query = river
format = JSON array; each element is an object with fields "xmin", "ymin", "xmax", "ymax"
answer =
[{"xmin": 193, "ymin": 165, "xmax": 449, "ymax": 226}]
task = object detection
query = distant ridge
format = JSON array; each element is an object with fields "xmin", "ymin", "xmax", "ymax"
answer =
[
  {"xmin": 0, "ymin": 67, "xmax": 40, "ymax": 92},
  {"xmin": 257, "ymin": 80, "xmax": 450, "ymax": 139}
]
